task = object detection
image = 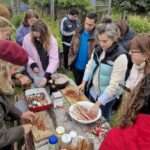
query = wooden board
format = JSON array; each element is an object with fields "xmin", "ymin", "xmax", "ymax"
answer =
[
  {"xmin": 31, "ymin": 112, "xmax": 53, "ymax": 142},
  {"xmin": 61, "ymin": 86, "xmax": 87, "ymax": 103}
]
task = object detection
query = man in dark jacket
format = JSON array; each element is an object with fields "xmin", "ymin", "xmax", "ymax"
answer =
[
  {"xmin": 69, "ymin": 12, "xmax": 97, "ymax": 85},
  {"xmin": 60, "ymin": 8, "xmax": 80, "ymax": 69}
]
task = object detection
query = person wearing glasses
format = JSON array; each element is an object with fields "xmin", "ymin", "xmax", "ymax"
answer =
[
  {"xmin": 126, "ymin": 34, "xmax": 150, "ymax": 91},
  {"xmin": 78, "ymin": 23, "xmax": 128, "ymax": 120}
]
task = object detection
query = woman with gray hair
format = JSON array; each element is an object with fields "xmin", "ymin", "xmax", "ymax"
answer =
[{"xmin": 78, "ymin": 23, "xmax": 128, "ymax": 120}]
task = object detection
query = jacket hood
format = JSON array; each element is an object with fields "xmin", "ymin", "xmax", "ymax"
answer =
[{"xmin": 134, "ymin": 114, "xmax": 150, "ymax": 140}]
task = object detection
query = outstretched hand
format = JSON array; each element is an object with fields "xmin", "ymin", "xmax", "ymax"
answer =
[{"xmin": 21, "ymin": 111, "xmax": 35, "ymax": 122}]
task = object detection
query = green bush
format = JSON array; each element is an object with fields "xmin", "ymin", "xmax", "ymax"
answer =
[
  {"xmin": 112, "ymin": 11, "xmax": 150, "ymax": 33},
  {"xmin": 128, "ymin": 15, "xmax": 150, "ymax": 33},
  {"xmin": 30, "ymin": 0, "xmax": 93, "ymax": 11},
  {"xmin": 11, "ymin": 13, "xmax": 24, "ymax": 28},
  {"xmin": 57, "ymin": 0, "xmax": 93, "ymax": 11},
  {"xmin": 112, "ymin": 0, "xmax": 150, "ymax": 14},
  {"xmin": 10, "ymin": 13, "xmax": 24, "ymax": 40}
]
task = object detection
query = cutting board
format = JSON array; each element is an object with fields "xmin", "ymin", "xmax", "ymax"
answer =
[
  {"xmin": 31, "ymin": 112, "xmax": 53, "ymax": 142},
  {"xmin": 62, "ymin": 86, "xmax": 87, "ymax": 104}
]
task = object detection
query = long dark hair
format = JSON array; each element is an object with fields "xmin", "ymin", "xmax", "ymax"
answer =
[
  {"xmin": 116, "ymin": 20, "xmax": 129, "ymax": 37},
  {"xmin": 31, "ymin": 19, "xmax": 50, "ymax": 50},
  {"xmin": 117, "ymin": 73, "xmax": 150, "ymax": 127},
  {"xmin": 23, "ymin": 9, "xmax": 39, "ymax": 26}
]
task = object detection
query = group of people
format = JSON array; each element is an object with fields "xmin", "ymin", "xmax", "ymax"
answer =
[
  {"xmin": 60, "ymin": 8, "xmax": 150, "ymax": 150},
  {"xmin": 60, "ymin": 8, "xmax": 149, "ymax": 119},
  {"xmin": 0, "ymin": 4, "xmax": 149, "ymax": 150},
  {"xmin": 16, "ymin": 10, "xmax": 59, "ymax": 87}
]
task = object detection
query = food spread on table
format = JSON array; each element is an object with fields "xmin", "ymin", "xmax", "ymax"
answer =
[
  {"xmin": 49, "ymin": 73, "xmax": 69, "ymax": 90},
  {"xmin": 22, "ymin": 76, "xmax": 110, "ymax": 149},
  {"xmin": 71, "ymin": 104, "xmax": 97, "ymax": 121},
  {"xmin": 26, "ymin": 92, "xmax": 48, "ymax": 107},
  {"xmin": 25, "ymin": 88, "xmax": 52, "ymax": 111},
  {"xmin": 31, "ymin": 113, "xmax": 52, "ymax": 142},
  {"xmin": 62, "ymin": 86, "xmax": 87, "ymax": 103},
  {"xmin": 69, "ymin": 101, "xmax": 101, "ymax": 125}
]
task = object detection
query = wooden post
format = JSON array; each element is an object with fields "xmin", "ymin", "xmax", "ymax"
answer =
[
  {"xmin": 10, "ymin": 0, "xmax": 15, "ymax": 14},
  {"xmin": 55, "ymin": 0, "xmax": 57, "ymax": 20},
  {"xmin": 50, "ymin": 0, "xmax": 55, "ymax": 19},
  {"xmin": 108, "ymin": 0, "xmax": 112, "ymax": 15}
]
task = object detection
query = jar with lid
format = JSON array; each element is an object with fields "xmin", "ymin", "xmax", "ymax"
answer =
[
  {"xmin": 56, "ymin": 126, "xmax": 65, "ymax": 137},
  {"xmin": 60, "ymin": 134, "xmax": 72, "ymax": 149},
  {"xmin": 48, "ymin": 135, "xmax": 59, "ymax": 150}
]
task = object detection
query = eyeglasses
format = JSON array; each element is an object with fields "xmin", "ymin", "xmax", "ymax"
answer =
[{"xmin": 129, "ymin": 50, "xmax": 142, "ymax": 54}]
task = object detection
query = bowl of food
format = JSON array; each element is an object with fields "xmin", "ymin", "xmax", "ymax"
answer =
[
  {"xmin": 50, "ymin": 73, "xmax": 69, "ymax": 90},
  {"xmin": 69, "ymin": 101, "xmax": 101, "ymax": 124}
]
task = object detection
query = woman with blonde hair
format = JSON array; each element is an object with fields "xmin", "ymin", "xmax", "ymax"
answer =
[
  {"xmin": 23, "ymin": 19, "xmax": 59, "ymax": 87},
  {"xmin": 0, "ymin": 3, "xmax": 14, "ymax": 40},
  {"xmin": 0, "ymin": 16, "xmax": 15, "ymax": 40}
]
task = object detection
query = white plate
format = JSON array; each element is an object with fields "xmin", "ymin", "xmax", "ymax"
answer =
[{"xmin": 69, "ymin": 101, "xmax": 101, "ymax": 124}]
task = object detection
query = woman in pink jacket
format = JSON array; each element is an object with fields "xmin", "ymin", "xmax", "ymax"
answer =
[{"xmin": 23, "ymin": 19, "xmax": 59, "ymax": 87}]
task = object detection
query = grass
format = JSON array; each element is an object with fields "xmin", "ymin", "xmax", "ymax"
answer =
[{"xmin": 58, "ymin": 66, "xmax": 75, "ymax": 80}]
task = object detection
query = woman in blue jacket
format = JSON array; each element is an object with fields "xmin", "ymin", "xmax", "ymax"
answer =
[{"xmin": 16, "ymin": 9, "xmax": 39, "ymax": 45}]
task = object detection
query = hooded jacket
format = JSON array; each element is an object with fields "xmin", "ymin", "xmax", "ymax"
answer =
[{"xmin": 100, "ymin": 114, "xmax": 150, "ymax": 150}]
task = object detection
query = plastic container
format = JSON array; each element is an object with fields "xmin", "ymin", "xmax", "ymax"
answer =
[
  {"xmin": 25, "ymin": 88, "xmax": 53, "ymax": 112},
  {"xmin": 56, "ymin": 126, "xmax": 65, "ymax": 136},
  {"xmin": 33, "ymin": 75, "xmax": 44, "ymax": 88},
  {"xmin": 48, "ymin": 135, "xmax": 58, "ymax": 150},
  {"xmin": 69, "ymin": 131, "xmax": 77, "ymax": 139},
  {"xmin": 60, "ymin": 134, "xmax": 72, "ymax": 149},
  {"xmin": 52, "ymin": 92, "xmax": 64, "ymax": 108}
]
